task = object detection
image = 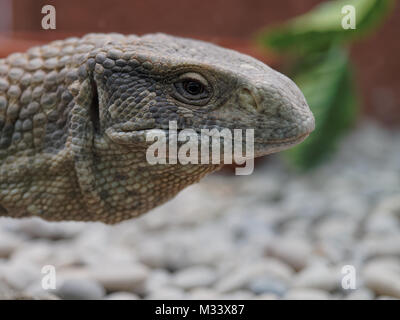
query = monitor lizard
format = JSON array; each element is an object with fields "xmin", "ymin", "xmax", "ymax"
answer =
[{"xmin": 0, "ymin": 33, "xmax": 314, "ymax": 224}]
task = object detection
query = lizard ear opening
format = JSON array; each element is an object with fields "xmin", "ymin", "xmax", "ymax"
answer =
[{"xmin": 90, "ymin": 81, "xmax": 100, "ymax": 134}]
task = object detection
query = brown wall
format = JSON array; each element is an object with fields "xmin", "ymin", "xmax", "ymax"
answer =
[
  {"xmin": 1, "ymin": 0, "xmax": 399, "ymax": 125},
  {"xmin": 351, "ymin": 6, "xmax": 400, "ymax": 126},
  {"xmin": 10, "ymin": 0, "xmax": 322, "ymax": 38}
]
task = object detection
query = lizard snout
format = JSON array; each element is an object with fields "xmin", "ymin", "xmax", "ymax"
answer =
[{"xmin": 235, "ymin": 70, "xmax": 315, "ymax": 147}]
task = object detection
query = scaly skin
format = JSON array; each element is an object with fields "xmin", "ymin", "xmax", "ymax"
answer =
[{"xmin": 0, "ymin": 33, "xmax": 314, "ymax": 224}]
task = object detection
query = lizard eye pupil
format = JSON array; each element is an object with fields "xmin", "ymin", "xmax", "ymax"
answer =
[
  {"xmin": 183, "ymin": 80, "xmax": 204, "ymax": 95},
  {"xmin": 172, "ymin": 72, "xmax": 212, "ymax": 105}
]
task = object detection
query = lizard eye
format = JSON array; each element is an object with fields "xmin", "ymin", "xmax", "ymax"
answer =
[
  {"xmin": 172, "ymin": 72, "xmax": 212, "ymax": 105},
  {"xmin": 183, "ymin": 80, "xmax": 204, "ymax": 95}
]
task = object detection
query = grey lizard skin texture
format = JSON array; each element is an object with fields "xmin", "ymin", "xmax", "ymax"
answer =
[{"xmin": 0, "ymin": 33, "xmax": 314, "ymax": 224}]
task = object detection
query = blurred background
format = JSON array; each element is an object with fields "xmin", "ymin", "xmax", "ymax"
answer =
[{"xmin": 0, "ymin": 0, "xmax": 399, "ymax": 300}]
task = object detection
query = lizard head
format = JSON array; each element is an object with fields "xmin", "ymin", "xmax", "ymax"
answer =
[
  {"xmin": 0, "ymin": 33, "xmax": 315, "ymax": 223},
  {"xmin": 65, "ymin": 33, "xmax": 316, "ymax": 220},
  {"xmin": 97, "ymin": 34, "xmax": 315, "ymax": 161}
]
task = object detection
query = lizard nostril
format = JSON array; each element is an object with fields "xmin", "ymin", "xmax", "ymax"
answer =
[{"xmin": 238, "ymin": 88, "xmax": 260, "ymax": 113}]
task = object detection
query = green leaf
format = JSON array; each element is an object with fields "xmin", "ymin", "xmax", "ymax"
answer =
[
  {"xmin": 284, "ymin": 47, "xmax": 358, "ymax": 170},
  {"xmin": 258, "ymin": 0, "xmax": 395, "ymax": 55}
]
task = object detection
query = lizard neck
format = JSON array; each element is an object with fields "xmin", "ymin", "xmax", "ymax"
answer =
[{"xmin": 77, "ymin": 134, "xmax": 221, "ymax": 223}]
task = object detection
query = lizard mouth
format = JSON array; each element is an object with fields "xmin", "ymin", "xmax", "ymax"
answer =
[
  {"xmin": 107, "ymin": 126, "xmax": 310, "ymax": 157},
  {"xmin": 106, "ymin": 127, "xmax": 193, "ymax": 146},
  {"xmin": 253, "ymin": 132, "xmax": 310, "ymax": 157},
  {"xmin": 264, "ymin": 132, "xmax": 310, "ymax": 144}
]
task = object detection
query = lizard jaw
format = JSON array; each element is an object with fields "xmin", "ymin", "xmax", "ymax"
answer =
[
  {"xmin": 254, "ymin": 132, "xmax": 310, "ymax": 157},
  {"xmin": 106, "ymin": 126, "xmax": 310, "ymax": 161}
]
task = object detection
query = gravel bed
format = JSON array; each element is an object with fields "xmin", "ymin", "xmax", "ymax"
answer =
[{"xmin": 1, "ymin": 121, "xmax": 399, "ymax": 300}]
